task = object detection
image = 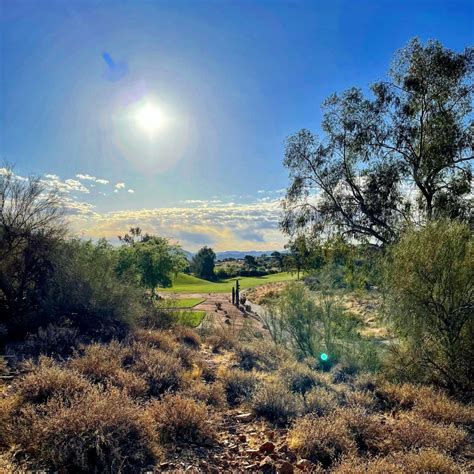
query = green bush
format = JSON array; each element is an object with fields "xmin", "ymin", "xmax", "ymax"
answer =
[{"xmin": 385, "ymin": 220, "xmax": 473, "ymax": 396}]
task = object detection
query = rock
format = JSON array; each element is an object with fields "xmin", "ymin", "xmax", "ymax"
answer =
[
  {"xmin": 244, "ymin": 464, "xmax": 258, "ymax": 471},
  {"xmin": 278, "ymin": 461, "xmax": 295, "ymax": 474},
  {"xmin": 238, "ymin": 433, "xmax": 247, "ymax": 442},
  {"xmin": 260, "ymin": 456, "xmax": 276, "ymax": 473},
  {"xmin": 228, "ymin": 425, "xmax": 237, "ymax": 434},
  {"xmin": 246, "ymin": 449, "xmax": 261, "ymax": 458},
  {"xmin": 296, "ymin": 459, "xmax": 313, "ymax": 471},
  {"xmin": 160, "ymin": 462, "xmax": 171, "ymax": 469},
  {"xmin": 286, "ymin": 450, "xmax": 297, "ymax": 463},
  {"xmin": 259, "ymin": 441, "xmax": 276, "ymax": 453},
  {"xmin": 277, "ymin": 443, "xmax": 289, "ymax": 453},
  {"xmin": 235, "ymin": 412, "xmax": 254, "ymax": 422}
]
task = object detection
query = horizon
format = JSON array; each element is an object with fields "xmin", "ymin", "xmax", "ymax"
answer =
[{"xmin": 1, "ymin": 0, "xmax": 473, "ymax": 251}]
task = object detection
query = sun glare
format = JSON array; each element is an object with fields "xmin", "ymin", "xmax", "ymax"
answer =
[{"xmin": 135, "ymin": 103, "xmax": 163, "ymax": 135}]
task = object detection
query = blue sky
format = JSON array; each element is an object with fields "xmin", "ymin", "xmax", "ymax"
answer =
[{"xmin": 1, "ymin": 0, "xmax": 473, "ymax": 250}]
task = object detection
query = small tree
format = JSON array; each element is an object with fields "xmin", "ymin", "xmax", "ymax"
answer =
[
  {"xmin": 244, "ymin": 255, "xmax": 257, "ymax": 270},
  {"xmin": 118, "ymin": 229, "xmax": 187, "ymax": 298},
  {"xmin": 385, "ymin": 220, "xmax": 473, "ymax": 396},
  {"xmin": 191, "ymin": 246, "xmax": 216, "ymax": 280}
]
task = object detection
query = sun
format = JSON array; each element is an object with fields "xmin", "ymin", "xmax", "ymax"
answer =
[{"xmin": 135, "ymin": 102, "xmax": 163, "ymax": 135}]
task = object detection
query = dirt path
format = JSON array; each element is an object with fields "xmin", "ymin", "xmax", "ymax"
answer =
[{"xmin": 173, "ymin": 292, "xmax": 269, "ymax": 336}]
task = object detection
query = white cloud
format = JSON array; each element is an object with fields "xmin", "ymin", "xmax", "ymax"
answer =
[
  {"xmin": 127, "ymin": 189, "xmax": 135, "ymax": 193},
  {"xmin": 76, "ymin": 174, "xmax": 109, "ymax": 185},
  {"xmin": 115, "ymin": 182, "xmax": 126, "ymax": 189}
]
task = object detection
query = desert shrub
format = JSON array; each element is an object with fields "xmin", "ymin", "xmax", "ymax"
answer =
[
  {"xmin": 413, "ymin": 394, "xmax": 474, "ymax": 427},
  {"xmin": 266, "ymin": 284, "xmax": 380, "ymax": 371},
  {"xmin": 206, "ymin": 328, "xmax": 237, "ymax": 353},
  {"xmin": 385, "ymin": 414, "xmax": 468, "ymax": 454},
  {"xmin": 220, "ymin": 368, "xmax": 259, "ymax": 406},
  {"xmin": 175, "ymin": 326, "xmax": 201, "ymax": 349},
  {"xmin": 9, "ymin": 387, "xmax": 160, "ymax": 473},
  {"xmin": 332, "ymin": 455, "xmax": 402, "ymax": 474},
  {"xmin": 42, "ymin": 239, "xmax": 143, "ymax": 341},
  {"xmin": 303, "ymin": 387, "xmax": 339, "ymax": 416},
  {"xmin": 69, "ymin": 342, "xmax": 149, "ymax": 398},
  {"xmin": 278, "ymin": 362, "xmax": 322, "ymax": 395},
  {"xmin": 237, "ymin": 340, "xmax": 290, "ymax": 372},
  {"xmin": 135, "ymin": 302, "xmax": 176, "ymax": 330},
  {"xmin": 0, "ymin": 356, "xmax": 8, "ymax": 376},
  {"xmin": 353, "ymin": 372, "xmax": 379, "ymax": 392},
  {"xmin": 396, "ymin": 448, "xmax": 464, "ymax": 473},
  {"xmin": 20, "ymin": 324, "xmax": 80, "ymax": 358},
  {"xmin": 14, "ymin": 357, "xmax": 90, "ymax": 404},
  {"xmin": 252, "ymin": 381, "xmax": 302, "ymax": 425},
  {"xmin": 132, "ymin": 329, "xmax": 175, "ymax": 352},
  {"xmin": 148, "ymin": 393, "xmax": 216, "ymax": 444},
  {"xmin": 182, "ymin": 380, "xmax": 226, "ymax": 407},
  {"xmin": 289, "ymin": 413, "xmax": 356, "ymax": 467},
  {"xmin": 343, "ymin": 390, "xmax": 378, "ymax": 411},
  {"xmin": 173, "ymin": 343, "xmax": 197, "ymax": 368},
  {"xmin": 385, "ymin": 220, "xmax": 473, "ymax": 396},
  {"xmin": 130, "ymin": 343, "xmax": 183, "ymax": 396}
]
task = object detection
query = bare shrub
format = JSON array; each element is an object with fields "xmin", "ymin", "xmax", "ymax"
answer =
[
  {"xmin": 278, "ymin": 361, "xmax": 325, "ymax": 395},
  {"xmin": 252, "ymin": 381, "xmax": 302, "ymax": 426},
  {"xmin": 343, "ymin": 390, "xmax": 378, "ymax": 411},
  {"xmin": 332, "ymin": 455, "xmax": 402, "ymax": 474},
  {"xmin": 397, "ymin": 448, "xmax": 464, "ymax": 473},
  {"xmin": 385, "ymin": 414, "xmax": 468, "ymax": 454},
  {"xmin": 21, "ymin": 324, "xmax": 80, "ymax": 358},
  {"xmin": 237, "ymin": 340, "xmax": 290, "ymax": 371},
  {"xmin": 206, "ymin": 328, "xmax": 237, "ymax": 353},
  {"xmin": 182, "ymin": 380, "xmax": 226, "ymax": 408},
  {"xmin": 220, "ymin": 368, "xmax": 259, "ymax": 406},
  {"xmin": 14, "ymin": 357, "xmax": 90, "ymax": 404},
  {"xmin": 175, "ymin": 326, "xmax": 201, "ymax": 349},
  {"xmin": 131, "ymin": 329, "xmax": 175, "ymax": 352},
  {"xmin": 289, "ymin": 413, "xmax": 356, "ymax": 467},
  {"xmin": 9, "ymin": 387, "xmax": 160, "ymax": 473},
  {"xmin": 303, "ymin": 387, "xmax": 339, "ymax": 416},
  {"xmin": 130, "ymin": 343, "xmax": 183, "ymax": 396},
  {"xmin": 148, "ymin": 393, "xmax": 217, "ymax": 444}
]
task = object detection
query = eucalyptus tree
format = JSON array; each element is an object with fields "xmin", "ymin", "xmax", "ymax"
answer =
[{"xmin": 282, "ymin": 39, "xmax": 473, "ymax": 245}]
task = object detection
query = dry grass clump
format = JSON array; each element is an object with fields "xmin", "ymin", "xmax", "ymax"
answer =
[
  {"xmin": 14, "ymin": 357, "xmax": 90, "ymax": 404},
  {"xmin": 375, "ymin": 382, "xmax": 436, "ymax": 409},
  {"xmin": 385, "ymin": 414, "xmax": 468, "ymax": 454},
  {"xmin": 353, "ymin": 372, "xmax": 379, "ymax": 392},
  {"xmin": 343, "ymin": 389, "xmax": 378, "ymax": 411},
  {"xmin": 252, "ymin": 381, "xmax": 302, "ymax": 425},
  {"xmin": 8, "ymin": 387, "xmax": 160, "ymax": 473},
  {"xmin": 130, "ymin": 343, "xmax": 183, "ymax": 396},
  {"xmin": 334, "ymin": 449, "xmax": 463, "ymax": 473},
  {"xmin": 148, "ymin": 393, "xmax": 217, "ymax": 445},
  {"xmin": 175, "ymin": 326, "xmax": 201, "ymax": 349},
  {"xmin": 68, "ymin": 341, "xmax": 148, "ymax": 397},
  {"xmin": 412, "ymin": 393, "xmax": 474, "ymax": 427},
  {"xmin": 206, "ymin": 328, "xmax": 237, "ymax": 353},
  {"xmin": 332, "ymin": 455, "xmax": 402, "ymax": 473},
  {"xmin": 289, "ymin": 413, "xmax": 356, "ymax": 467},
  {"xmin": 132, "ymin": 328, "xmax": 176, "ymax": 352},
  {"xmin": 182, "ymin": 380, "xmax": 226, "ymax": 407},
  {"xmin": 278, "ymin": 362, "xmax": 326, "ymax": 395},
  {"xmin": 396, "ymin": 448, "xmax": 464, "ymax": 473},
  {"xmin": 237, "ymin": 340, "xmax": 290, "ymax": 372},
  {"xmin": 303, "ymin": 387, "xmax": 339, "ymax": 416},
  {"xmin": 220, "ymin": 368, "xmax": 259, "ymax": 406}
]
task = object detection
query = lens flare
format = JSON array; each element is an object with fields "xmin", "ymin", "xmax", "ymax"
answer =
[{"xmin": 320, "ymin": 353, "xmax": 329, "ymax": 361}]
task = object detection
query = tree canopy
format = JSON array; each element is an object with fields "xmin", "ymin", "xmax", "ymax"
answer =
[
  {"xmin": 191, "ymin": 246, "xmax": 216, "ymax": 280},
  {"xmin": 282, "ymin": 39, "xmax": 473, "ymax": 245}
]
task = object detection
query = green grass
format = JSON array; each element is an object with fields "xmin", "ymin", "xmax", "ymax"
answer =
[
  {"xmin": 177, "ymin": 310, "xmax": 207, "ymax": 327},
  {"xmin": 165, "ymin": 297, "xmax": 206, "ymax": 308},
  {"xmin": 161, "ymin": 272, "xmax": 297, "ymax": 294}
]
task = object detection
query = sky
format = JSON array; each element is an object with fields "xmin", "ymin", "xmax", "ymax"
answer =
[{"xmin": 1, "ymin": 0, "xmax": 473, "ymax": 251}]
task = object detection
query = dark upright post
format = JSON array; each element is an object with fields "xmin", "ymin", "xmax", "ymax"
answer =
[
  {"xmin": 232, "ymin": 287, "xmax": 235, "ymax": 305},
  {"xmin": 235, "ymin": 280, "xmax": 240, "ymax": 307}
]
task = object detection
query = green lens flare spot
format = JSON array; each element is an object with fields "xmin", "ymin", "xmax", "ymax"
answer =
[{"xmin": 320, "ymin": 353, "xmax": 329, "ymax": 361}]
